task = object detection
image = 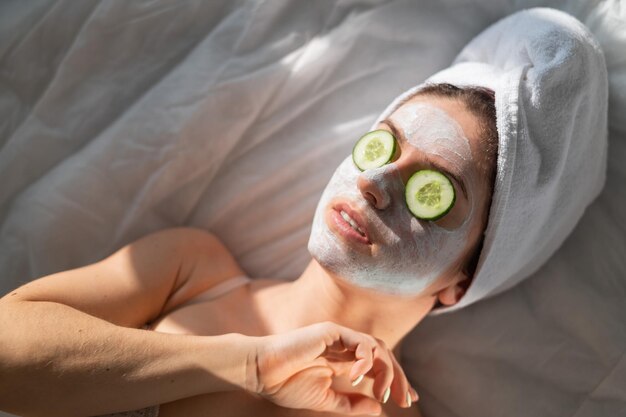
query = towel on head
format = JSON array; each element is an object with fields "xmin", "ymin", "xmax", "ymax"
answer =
[{"xmin": 370, "ymin": 8, "xmax": 608, "ymax": 312}]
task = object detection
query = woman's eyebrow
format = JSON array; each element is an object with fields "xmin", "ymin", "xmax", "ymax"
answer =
[{"xmin": 380, "ymin": 119, "xmax": 469, "ymax": 201}]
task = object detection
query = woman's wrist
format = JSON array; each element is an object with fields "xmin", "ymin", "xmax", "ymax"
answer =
[{"xmin": 196, "ymin": 332, "xmax": 261, "ymax": 394}]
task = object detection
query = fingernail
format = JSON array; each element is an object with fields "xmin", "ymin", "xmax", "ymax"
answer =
[
  {"xmin": 406, "ymin": 391, "xmax": 412, "ymax": 407},
  {"xmin": 382, "ymin": 387, "xmax": 390, "ymax": 404},
  {"xmin": 412, "ymin": 387, "xmax": 419, "ymax": 401},
  {"xmin": 351, "ymin": 374, "xmax": 364, "ymax": 386}
]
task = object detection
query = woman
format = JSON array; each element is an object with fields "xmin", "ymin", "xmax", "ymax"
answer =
[
  {"xmin": 0, "ymin": 83, "xmax": 495, "ymax": 417},
  {"xmin": 0, "ymin": 8, "xmax": 607, "ymax": 417}
]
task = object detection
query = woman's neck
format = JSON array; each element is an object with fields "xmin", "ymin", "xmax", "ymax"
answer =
[{"xmin": 252, "ymin": 259, "xmax": 436, "ymax": 352}]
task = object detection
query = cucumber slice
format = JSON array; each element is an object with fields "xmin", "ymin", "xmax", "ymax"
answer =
[
  {"xmin": 352, "ymin": 130, "xmax": 397, "ymax": 171},
  {"xmin": 405, "ymin": 170, "xmax": 456, "ymax": 220}
]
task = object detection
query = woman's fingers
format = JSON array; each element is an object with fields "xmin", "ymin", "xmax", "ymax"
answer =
[
  {"xmin": 317, "ymin": 322, "xmax": 376, "ymax": 381},
  {"xmin": 320, "ymin": 322, "xmax": 414, "ymax": 405},
  {"xmin": 316, "ymin": 322, "xmax": 417, "ymax": 408},
  {"xmin": 349, "ymin": 339, "xmax": 374, "ymax": 382},
  {"xmin": 369, "ymin": 340, "xmax": 395, "ymax": 404},
  {"xmin": 388, "ymin": 349, "xmax": 418, "ymax": 407},
  {"xmin": 256, "ymin": 321, "xmax": 418, "ymax": 415}
]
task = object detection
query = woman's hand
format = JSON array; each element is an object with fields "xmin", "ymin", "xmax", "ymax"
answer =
[{"xmin": 247, "ymin": 321, "xmax": 417, "ymax": 415}]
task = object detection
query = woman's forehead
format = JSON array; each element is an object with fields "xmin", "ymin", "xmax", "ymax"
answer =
[
  {"xmin": 390, "ymin": 98, "xmax": 488, "ymax": 170},
  {"xmin": 392, "ymin": 96, "xmax": 482, "ymax": 149},
  {"xmin": 391, "ymin": 103, "xmax": 468, "ymax": 148}
]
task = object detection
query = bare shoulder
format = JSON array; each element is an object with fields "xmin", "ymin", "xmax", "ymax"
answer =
[
  {"xmin": 158, "ymin": 227, "xmax": 247, "ymax": 314},
  {"xmin": 0, "ymin": 226, "xmax": 242, "ymax": 328}
]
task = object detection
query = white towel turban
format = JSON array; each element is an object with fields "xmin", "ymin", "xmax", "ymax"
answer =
[{"xmin": 369, "ymin": 8, "xmax": 608, "ymax": 313}]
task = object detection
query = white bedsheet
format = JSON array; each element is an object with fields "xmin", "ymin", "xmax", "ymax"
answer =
[{"xmin": 1, "ymin": 1, "xmax": 624, "ymax": 416}]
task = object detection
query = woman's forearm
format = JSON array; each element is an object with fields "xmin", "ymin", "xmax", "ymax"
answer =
[{"xmin": 0, "ymin": 300, "xmax": 254, "ymax": 417}]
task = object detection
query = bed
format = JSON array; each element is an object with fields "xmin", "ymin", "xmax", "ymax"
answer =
[{"xmin": 1, "ymin": 1, "xmax": 624, "ymax": 416}]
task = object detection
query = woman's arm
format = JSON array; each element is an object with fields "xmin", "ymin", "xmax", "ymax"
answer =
[
  {"xmin": 0, "ymin": 227, "xmax": 252, "ymax": 416},
  {"xmin": 0, "ymin": 301, "xmax": 254, "ymax": 416},
  {"xmin": 0, "ymin": 226, "xmax": 419, "ymax": 417}
]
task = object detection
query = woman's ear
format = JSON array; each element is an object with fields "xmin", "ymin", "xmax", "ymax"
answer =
[{"xmin": 436, "ymin": 275, "xmax": 470, "ymax": 306}]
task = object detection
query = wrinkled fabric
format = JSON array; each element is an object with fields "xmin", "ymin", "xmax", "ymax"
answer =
[{"xmin": 1, "ymin": 2, "xmax": 625, "ymax": 417}]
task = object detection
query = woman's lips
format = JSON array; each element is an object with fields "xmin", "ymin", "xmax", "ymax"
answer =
[{"xmin": 330, "ymin": 202, "xmax": 372, "ymax": 245}]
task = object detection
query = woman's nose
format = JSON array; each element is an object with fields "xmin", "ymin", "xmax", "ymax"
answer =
[{"xmin": 357, "ymin": 163, "xmax": 404, "ymax": 210}]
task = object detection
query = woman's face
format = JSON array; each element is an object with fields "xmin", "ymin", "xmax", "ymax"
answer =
[{"xmin": 307, "ymin": 96, "xmax": 492, "ymax": 297}]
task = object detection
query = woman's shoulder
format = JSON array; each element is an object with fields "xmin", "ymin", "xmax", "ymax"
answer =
[{"xmin": 155, "ymin": 227, "xmax": 248, "ymax": 315}]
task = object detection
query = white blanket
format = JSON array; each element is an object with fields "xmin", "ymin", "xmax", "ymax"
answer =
[{"xmin": 1, "ymin": 1, "xmax": 625, "ymax": 417}]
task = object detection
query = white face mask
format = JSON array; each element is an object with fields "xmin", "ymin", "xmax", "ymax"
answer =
[{"xmin": 307, "ymin": 103, "xmax": 476, "ymax": 296}]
